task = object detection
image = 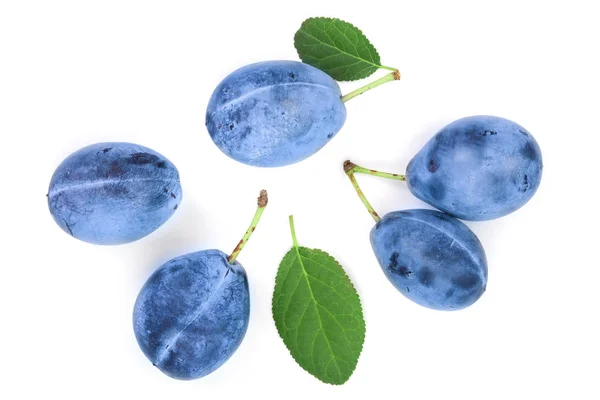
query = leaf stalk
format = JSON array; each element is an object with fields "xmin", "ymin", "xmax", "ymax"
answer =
[
  {"xmin": 288, "ymin": 215, "xmax": 299, "ymax": 248},
  {"xmin": 341, "ymin": 70, "xmax": 400, "ymax": 103}
]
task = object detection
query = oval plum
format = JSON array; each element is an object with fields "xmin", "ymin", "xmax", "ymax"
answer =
[
  {"xmin": 206, "ymin": 61, "xmax": 346, "ymax": 167},
  {"xmin": 406, "ymin": 115, "xmax": 543, "ymax": 220},
  {"xmin": 133, "ymin": 250, "xmax": 250, "ymax": 380},
  {"xmin": 47, "ymin": 142, "xmax": 182, "ymax": 245},
  {"xmin": 370, "ymin": 209, "xmax": 487, "ymax": 310}
]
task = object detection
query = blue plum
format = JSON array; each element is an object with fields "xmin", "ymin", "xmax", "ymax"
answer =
[
  {"xmin": 370, "ymin": 209, "xmax": 487, "ymax": 311},
  {"xmin": 47, "ymin": 142, "xmax": 182, "ymax": 245},
  {"xmin": 206, "ymin": 60, "xmax": 346, "ymax": 167},
  {"xmin": 133, "ymin": 190, "xmax": 268, "ymax": 380},
  {"xmin": 406, "ymin": 115, "xmax": 543, "ymax": 220},
  {"xmin": 133, "ymin": 250, "xmax": 250, "ymax": 380}
]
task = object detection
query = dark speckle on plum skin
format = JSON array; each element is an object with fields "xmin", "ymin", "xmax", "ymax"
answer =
[
  {"xmin": 370, "ymin": 209, "xmax": 487, "ymax": 311},
  {"xmin": 129, "ymin": 152, "xmax": 160, "ymax": 165},
  {"xmin": 428, "ymin": 158, "xmax": 439, "ymax": 173},
  {"xmin": 155, "ymin": 161, "xmax": 167, "ymax": 169},
  {"xmin": 518, "ymin": 175, "xmax": 529, "ymax": 193},
  {"xmin": 388, "ymin": 252, "xmax": 399, "ymax": 269},
  {"xmin": 388, "ymin": 252, "xmax": 413, "ymax": 277}
]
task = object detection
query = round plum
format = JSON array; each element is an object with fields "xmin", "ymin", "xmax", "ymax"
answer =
[
  {"xmin": 133, "ymin": 250, "xmax": 250, "ymax": 380},
  {"xmin": 206, "ymin": 60, "xmax": 346, "ymax": 167},
  {"xmin": 370, "ymin": 209, "xmax": 487, "ymax": 311},
  {"xmin": 406, "ymin": 115, "xmax": 543, "ymax": 220},
  {"xmin": 47, "ymin": 142, "xmax": 182, "ymax": 245}
]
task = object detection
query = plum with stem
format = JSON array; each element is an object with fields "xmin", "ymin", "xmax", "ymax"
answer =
[
  {"xmin": 206, "ymin": 61, "xmax": 400, "ymax": 167},
  {"xmin": 133, "ymin": 190, "xmax": 268, "ymax": 379},
  {"xmin": 344, "ymin": 163, "xmax": 487, "ymax": 311},
  {"xmin": 346, "ymin": 115, "xmax": 543, "ymax": 220}
]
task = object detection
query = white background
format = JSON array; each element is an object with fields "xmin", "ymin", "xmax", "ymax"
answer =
[{"xmin": 1, "ymin": 1, "xmax": 599, "ymax": 399}]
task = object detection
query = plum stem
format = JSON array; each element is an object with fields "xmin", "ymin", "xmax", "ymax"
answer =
[
  {"xmin": 228, "ymin": 190, "xmax": 268, "ymax": 264},
  {"xmin": 343, "ymin": 161, "xmax": 381, "ymax": 222},
  {"xmin": 341, "ymin": 70, "xmax": 400, "ymax": 103},
  {"xmin": 350, "ymin": 161, "xmax": 406, "ymax": 181},
  {"xmin": 288, "ymin": 215, "xmax": 299, "ymax": 248},
  {"xmin": 380, "ymin": 65, "xmax": 399, "ymax": 72}
]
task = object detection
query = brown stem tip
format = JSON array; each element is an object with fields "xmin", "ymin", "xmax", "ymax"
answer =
[
  {"xmin": 393, "ymin": 70, "xmax": 401, "ymax": 80},
  {"xmin": 343, "ymin": 160, "xmax": 356, "ymax": 173},
  {"xmin": 257, "ymin": 190, "xmax": 268, "ymax": 208}
]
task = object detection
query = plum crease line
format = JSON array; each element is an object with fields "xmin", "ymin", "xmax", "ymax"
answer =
[
  {"xmin": 400, "ymin": 215, "xmax": 482, "ymax": 268},
  {"xmin": 153, "ymin": 269, "xmax": 231, "ymax": 366},
  {"xmin": 211, "ymin": 82, "xmax": 341, "ymax": 116},
  {"xmin": 48, "ymin": 177, "xmax": 179, "ymax": 197}
]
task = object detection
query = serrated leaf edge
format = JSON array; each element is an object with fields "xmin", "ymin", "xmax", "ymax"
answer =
[
  {"xmin": 294, "ymin": 16, "xmax": 383, "ymax": 82},
  {"xmin": 272, "ymin": 245, "xmax": 366, "ymax": 385}
]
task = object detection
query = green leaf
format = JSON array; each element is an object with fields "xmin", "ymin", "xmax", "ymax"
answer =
[
  {"xmin": 294, "ymin": 17, "xmax": 385, "ymax": 81},
  {"xmin": 272, "ymin": 216, "xmax": 365, "ymax": 385}
]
